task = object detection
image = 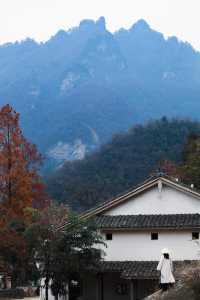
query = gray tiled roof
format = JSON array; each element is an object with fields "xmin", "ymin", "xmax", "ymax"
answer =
[
  {"xmin": 99, "ymin": 261, "xmax": 159, "ymax": 279},
  {"xmin": 99, "ymin": 260, "xmax": 197, "ymax": 279},
  {"xmin": 95, "ymin": 214, "xmax": 200, "ymax": 230}
]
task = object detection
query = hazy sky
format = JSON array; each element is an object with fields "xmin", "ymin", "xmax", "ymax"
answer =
[{"xmin": 0, "ymin": 0, "xmax": 200, "ymax": 50}]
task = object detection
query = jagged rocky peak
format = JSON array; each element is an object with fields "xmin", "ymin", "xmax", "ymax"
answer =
[
  {"xmin": 21, "ymin": 37, "xmax": 38, "ymax": 45},
  {"xmin": 49, "ymin": 18, "xmax": 106, "ymax": 44},
  {"xmin": 130, "ymin": 19, "xmax": 151, "ymax": 32},
  {"xmin": 10, "ymin": 38, "xmax": 38, "ymax": 49},
  {"xmin": 96, "ymin": 16, "xmax": 106, "ymax": 30},
  {"xmin": 79, "ymin": 16, "xmax": 106, "ymax": 33},
  {"xmin": 79, "ymin": 19, "xmax": 96, "ymax": 29},
  {"xmin": 51, "ymin": 29, "xmax": 68, "ymax": 42}
]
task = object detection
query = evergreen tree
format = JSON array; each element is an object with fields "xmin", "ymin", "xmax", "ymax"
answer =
[
  {"xmin": 47, "ymin": 118, "xmax": 200, "ymax": 211},
  {"xmin": 25, "ymin": 204, "xmax": 104, "ymax": 300}
]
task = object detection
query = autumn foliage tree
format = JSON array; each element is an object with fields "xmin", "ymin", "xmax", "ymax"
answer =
[
  {"xmin": 0, "ymin": 104, "xmax": 49, "ymax": 286},
  {"xmin": 158, "ymin": 159, "xmax": 181, "ymax": 178},
  {"xmin": 0, "ymin": 104, "xmax": 48, "ymax": 226}
]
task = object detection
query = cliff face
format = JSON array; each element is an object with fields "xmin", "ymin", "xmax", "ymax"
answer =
[
  {"xmin": 1, "ymin": 17, "xmax": 200, "ymax": 170},
  {"xmin": 47, "ymin": 118, "xmax": 200, "ymax": 211}
]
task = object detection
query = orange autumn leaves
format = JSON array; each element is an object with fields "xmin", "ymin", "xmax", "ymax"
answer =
[{"xmin": 0, "ymin": 104, "xmax": 48, "ymax": 227}]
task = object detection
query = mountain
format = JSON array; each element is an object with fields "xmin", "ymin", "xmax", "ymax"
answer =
[
  {"xmin": 0, "ymin": 17, "xmax": 200, "ymax": 169},
  {"xmin": 46, "ymin": 118, "xmax": 200, "ymax": 211}
]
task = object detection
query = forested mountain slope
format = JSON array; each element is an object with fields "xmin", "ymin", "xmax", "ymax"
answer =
[
  {"xmin": 1, "ymin": 18, "xmax": 200, "ymax": 169},
  {"xmin": 47, "ymin": 118, "xmax": 200, "ymax": 211}
]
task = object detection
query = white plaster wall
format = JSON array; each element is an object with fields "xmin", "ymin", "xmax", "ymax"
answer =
[
  {"xmin": 105, "ymin": 185, "xmax": 200, "ymax": 215},
  {"xmin": 101, "ymin": 231, "xmax": 200, "ymax": 261}
]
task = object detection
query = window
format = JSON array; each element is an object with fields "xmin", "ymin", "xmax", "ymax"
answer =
[
  {"xmin": 151, "ymin": 232, "xmax": 158, "ymax": 240},
  {"xmin": 106, "ymin": 233, "xmax": 113, "ymax": 240},
  {"xmin": 192, "ymin": 232, "xmax": 199, "ymax": 240}
]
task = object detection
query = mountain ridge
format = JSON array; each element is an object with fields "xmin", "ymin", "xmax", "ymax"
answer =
[
  {"xmin": 47, "ymin": 118, "xmax": 200, "ymax": 211},
  {"xmin": 0, "ymin": 17, "xmax": 200, "ymax": 170}
]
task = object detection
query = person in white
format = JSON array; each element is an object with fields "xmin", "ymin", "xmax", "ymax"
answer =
[{"xmin": 157, "ymin": 248, "xmax": 175, "ymax": 291}]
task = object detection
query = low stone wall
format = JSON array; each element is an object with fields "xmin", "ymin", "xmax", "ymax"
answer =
[{"xmin": 144, "ymin": 290, "xmax": 162, "ymax": 300}]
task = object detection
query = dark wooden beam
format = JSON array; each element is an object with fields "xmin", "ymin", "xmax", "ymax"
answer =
[
  {"xmin": 101, "ymin": 274, "xmax": 104, "ymax": 300},
  {"xmin": 130, "ymin": 280, "xmax": 135, "ymax": 300}
]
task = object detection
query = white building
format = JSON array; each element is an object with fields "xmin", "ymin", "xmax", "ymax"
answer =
[{"xmin": 82, "ymin": 175, "xmax": 200, "ymax": 300}]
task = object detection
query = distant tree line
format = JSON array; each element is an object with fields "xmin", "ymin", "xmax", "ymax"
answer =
[{"xmin": 46, "ymin": 117, "xmax": 200, "ymax": 212}]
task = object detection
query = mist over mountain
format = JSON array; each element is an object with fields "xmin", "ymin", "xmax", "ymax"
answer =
[{"xmin": 0, "ymin": 17, "xmax": 200, "ymax": 169}]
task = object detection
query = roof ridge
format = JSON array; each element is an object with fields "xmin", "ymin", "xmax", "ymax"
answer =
[
  {"xmin": 96, "ymin": 213, "xmax": 200, "ymax": 217},
  {"xmin": 80, "ymin": 176, "xmax": 200, "ymax": 219}
]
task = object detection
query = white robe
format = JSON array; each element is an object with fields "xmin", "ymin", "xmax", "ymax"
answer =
[{"xmin": 157, "ymin": 256, "xmax": 175, "ymax": 284}]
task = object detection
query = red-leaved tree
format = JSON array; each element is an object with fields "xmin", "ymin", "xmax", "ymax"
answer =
[
  {"xmin": 0, "ymin": 104, "xmax": 49, "ymax": 286},
  {"xmin": 0, "ymin": 104, "xmax": 48, "ymax": 226}
]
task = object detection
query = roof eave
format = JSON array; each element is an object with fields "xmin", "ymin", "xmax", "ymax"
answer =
[
  {"xmin": 81, "ymin": 176, "xmax": 200, "ymax": 219},
  {"xmin": 100, "ymin": 226, "xmax": 200, "ymax": 231}
]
